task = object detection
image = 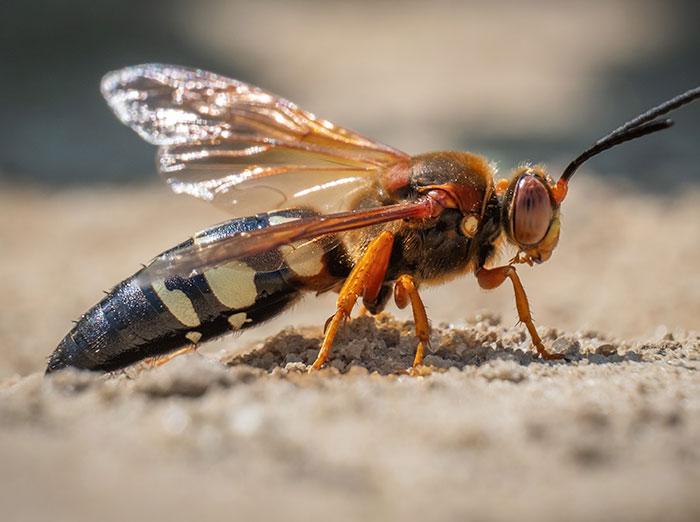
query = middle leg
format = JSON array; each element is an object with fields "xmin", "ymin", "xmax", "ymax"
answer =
[{"xmin": 394, "ymin": 274, "xmax": 431, "ymax": 370}]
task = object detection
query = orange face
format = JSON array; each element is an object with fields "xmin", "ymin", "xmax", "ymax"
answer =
[{"xmin": 500, "ymin": 166, "xmax": 561, "ymax": 264}]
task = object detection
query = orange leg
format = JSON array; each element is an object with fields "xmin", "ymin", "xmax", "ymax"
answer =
[
  {"xmin": 310, "ymin": 231, "xmax": 395, "ymax": 370},
  {"xmin": 145, "ymin": 344, "xmax": 198, "ymax": 368},
  {"xmin": 476, "ymin": 265, "xmax": 563, "ymax": 360},
  {"xmin": 394, "ymin": 275, "xmax": 431, "ymax": 370}
]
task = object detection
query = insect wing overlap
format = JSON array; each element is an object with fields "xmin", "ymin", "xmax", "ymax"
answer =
[
  {"xmin": 138, "ymin": 199, "xmax": 435, "ymax": 283},
  {"xmin": 102, "ymin": 64, "xmax": 426, "ymax": 283}
]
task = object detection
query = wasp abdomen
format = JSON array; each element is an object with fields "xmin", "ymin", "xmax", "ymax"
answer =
[{"xmin": 47, "ymin": 210, "xmax": 347, "ymax": 373}]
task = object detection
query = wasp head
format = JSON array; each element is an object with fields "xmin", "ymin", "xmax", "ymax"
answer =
[
  {"xmin": 498, "ymin": 166, "xmax": 561, "ymax": 264},
  {"xmin": 498, "ymin": 86, "xmax": 700, "ymax": 264}
]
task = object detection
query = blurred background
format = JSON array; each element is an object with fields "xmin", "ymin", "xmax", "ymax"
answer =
[
  {"xmin": 1, "ymin": 0, "xmax": 700, "ymax": 377},
  {"xmin": 2, "ymin": 0, "xmax": 699, "ymax": 188}
]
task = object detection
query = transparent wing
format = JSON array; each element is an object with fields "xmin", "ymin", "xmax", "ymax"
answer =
[
  {"xmin": 101, "ymin": 64, "xmax": 410, "ymax": 216},
  {"xmin": 137, "ymin": 198, "xmax": 436, "ymax": 284}
]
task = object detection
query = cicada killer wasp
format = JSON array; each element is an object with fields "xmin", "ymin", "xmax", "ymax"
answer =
[{"xmin": 46, "ymin": 65, "xmax": 700, "ymax": 374}]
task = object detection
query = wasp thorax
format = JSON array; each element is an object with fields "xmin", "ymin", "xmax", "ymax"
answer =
[{"xmin": 512, "ymin": 175, "xmax": 553, "ymax": 246}]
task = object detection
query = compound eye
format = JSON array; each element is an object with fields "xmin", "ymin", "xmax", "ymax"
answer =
[{"xmin": 512, "ymin": 175, "xmax": 553, "ymax": 246}]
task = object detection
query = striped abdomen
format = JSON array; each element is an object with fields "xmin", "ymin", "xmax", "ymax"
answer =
[{"xmin": 47, "ymin": 210, "xmax": 349, "ymax": 373}]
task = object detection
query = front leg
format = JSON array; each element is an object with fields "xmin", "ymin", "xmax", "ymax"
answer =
[{"xmin": 476, "ymin": 265, "xmax": 563, "ymax": 360}]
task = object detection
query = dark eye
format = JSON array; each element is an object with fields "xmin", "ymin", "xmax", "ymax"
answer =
[{"xmin": 512, "ymin": 176, "xmax": 553, "ymax": 245}]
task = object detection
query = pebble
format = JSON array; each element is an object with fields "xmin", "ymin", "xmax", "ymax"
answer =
[
  {"xmin": 423, "ymin": 354, "xmax": 452, "ymax": 369},
  {"xmin": 284, "ymin": 353, "xmax": 303, "ymax": 364},
  {"xmin": 552, "ymin": 336, "xmax": 580, "ymax": 356},
  {"xmin": 345, "ymin": 365, "xmax": 369, "ymax": 377},
  {"xmin": 477, "ymin": 360, "xmax": 527, "ymax": 383},
  {"xmin": 331, "ymin": 359, "xmax": 347, "ymax": 372},
  {"xmin": 588, "ymin": 354, "xmax": 608, "ymax": 365},
  {"xmin": 284, "ymin": 362, "xmax": 307, "ymax": 373},
  {"xmin": 595, "ymin": 344, "xmax": 618, "ymax": 356}
]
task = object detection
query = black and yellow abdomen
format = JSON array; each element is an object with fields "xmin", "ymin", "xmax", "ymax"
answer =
[{"xmin": 47, "ymin": 210, "xmax": 350, "ymax": 373}]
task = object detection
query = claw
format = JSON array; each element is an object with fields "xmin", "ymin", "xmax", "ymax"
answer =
[
  {"xmin": 537, "ymin": 349, "xmax": 565, "ymax": 360},
  {"xmin": 406, "ymin": 364, "xmax": 433, "ymax": 377}
]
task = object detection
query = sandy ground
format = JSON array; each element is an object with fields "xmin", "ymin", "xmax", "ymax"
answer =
[
  {"xmin": 3, "ymin": 2, "xmax": 699, "ymax": 520},
  {"xmin": 1, "ymin": 179, "xmax": 700, "ymax": 521}
]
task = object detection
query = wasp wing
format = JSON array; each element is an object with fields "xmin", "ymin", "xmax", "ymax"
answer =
[
  {"xmin": 101, "ymin": 64, "xmax": 409, "ymax": 216},
  {"xmin": 137, "ymin": 198, "xmax": 435, "ymax": 284}
]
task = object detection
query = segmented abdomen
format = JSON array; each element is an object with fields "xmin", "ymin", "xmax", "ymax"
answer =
[{"xmin": 47, "ymin": 210, "xmax": 349, "ymax": 373}]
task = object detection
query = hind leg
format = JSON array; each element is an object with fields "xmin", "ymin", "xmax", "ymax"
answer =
[
  {"xmin": 310, "ymin": 231, "xmax": 395, "ymax": 370},
  {"xmin": 394, "ymin": 275, "xmax": 431, "ymax": 373},
  {"xmin": 144, "ymin": 341, "xmax": 198, "ymax": 368}
]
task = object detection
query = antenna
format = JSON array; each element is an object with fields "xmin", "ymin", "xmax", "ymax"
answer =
[{"xmin": 559, "ymin": 86, "xmax": 700, "ymax": 185}]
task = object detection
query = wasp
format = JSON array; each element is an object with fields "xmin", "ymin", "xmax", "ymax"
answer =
[{"xmin": 46, "ymin": 64, "xmax": 700, "ymax": 374}]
